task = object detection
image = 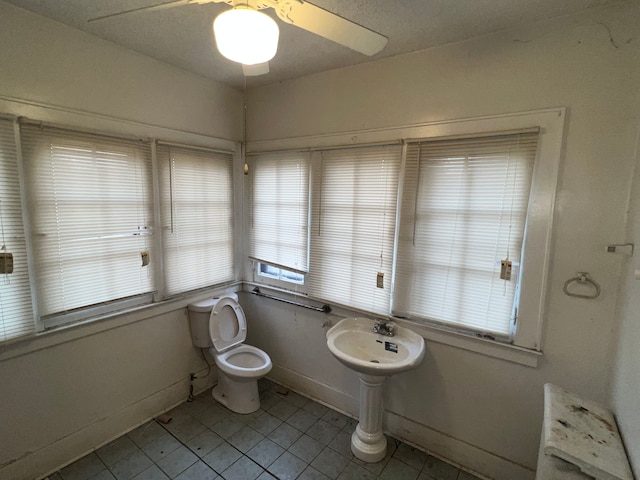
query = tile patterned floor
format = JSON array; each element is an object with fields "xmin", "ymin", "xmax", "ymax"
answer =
[{"xmin": 47, "ymin": 380, "xmax": 481, "ymax": 480}]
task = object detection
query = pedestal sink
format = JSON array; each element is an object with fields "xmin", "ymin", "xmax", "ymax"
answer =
[{"xmin": 326, "ymin": 317, "xmax": 425, "ymax": 463}]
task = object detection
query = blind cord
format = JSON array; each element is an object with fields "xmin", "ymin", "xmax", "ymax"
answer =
[
  {"xmin": 378, "ymin": 155, "xmax": 388, "ymax": 271},
  {"xmin": 373, "ymin": 151, "xmax": 390, "ymax": 314},
  {"xmin": 317, "ymin": 152, "xmax": 324, "ymax": 236},
  {"xmin": 502, "ymin": 137, "xmax": 520, "ymax": 296},
  {"xmin": 0, "ymin": 199, "xmax": 9, "ymax": 285},
  {"xmin": 505, "ymin": 135, "xmax": 521, "ymax": 262},
  {"xmin": 168, "ymin": 147, "xmax": 176, "ymax": 234},
  {"xmin": 412, "ymin": 144, "xmax": 422, "ymax": 247}
]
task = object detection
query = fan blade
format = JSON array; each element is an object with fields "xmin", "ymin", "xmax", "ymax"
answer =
[
  {"xmin": 243, "ymin": 62, "xmax": 270, "ymax": 76},
  {"xmin": 276, "ymin": 1, "xmax": 387, "ymax": 56},
  {"xmin": 88, "ymin": 0, "xmax": 203, "ymax": 23}
]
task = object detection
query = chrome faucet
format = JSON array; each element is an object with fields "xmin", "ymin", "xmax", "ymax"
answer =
[{"xmin": 373, "ymin": 320, "xmax": 395, "ymax": 337}]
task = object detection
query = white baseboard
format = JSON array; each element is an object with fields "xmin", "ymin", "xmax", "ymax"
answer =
[
  {"xmin": 267, "ymin": 363, "xmax": 359, "ymax": 417},
  {"xmin": 2, "ymin": 372, "xmax": 216, "ymax": 480},
  {"xmin": 385, "ymin": 411, "xmax": 535, "ymax": 480},
  {"xmin": 268, "ymin": 363, "xmax": 534, "ymax": 480}
]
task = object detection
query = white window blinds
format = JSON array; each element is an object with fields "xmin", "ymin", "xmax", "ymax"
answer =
[
  {"xmin": 21, "ymin": 125, "xmax": 154, "ymax": 318},
  {"xmin": 0, "ymin": 119, "xmax": 34, "ymax": 342},
  {"xmin": 158, "ymin": 145, "xmax": 234, "ymax": 296},
  {"xmin": 308, "ymin": 145, "xmax": 402, "ymax": 315},
  {"xmin": 249, "ymin": 151, "xmax": 310, "ymax": 273},
  {"xmin": 393, "ymin": 131, "xmax": 538, "ymax": 336}
]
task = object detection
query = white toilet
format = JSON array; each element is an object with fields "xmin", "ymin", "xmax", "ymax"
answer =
[{"xmin": 188, "ymin": 294, "xmax": 272, "ymax": 414}]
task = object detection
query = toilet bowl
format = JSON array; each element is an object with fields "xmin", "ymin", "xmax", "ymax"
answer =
[
  {"xmin": 214, "ymin": 344, "xmax": 272, "ymax": 380},
  {"xmin": 188, "ymin": 294, "xmax": 272, "ymax": 414}
]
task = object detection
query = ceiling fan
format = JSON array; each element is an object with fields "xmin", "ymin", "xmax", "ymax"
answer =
[{"xmin": 89, "ymin": 0, "xmax": 388, "ymax": 76}]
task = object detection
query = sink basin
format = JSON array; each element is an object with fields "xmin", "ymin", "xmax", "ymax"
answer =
[{"xmin": 326, "ymin": 317, "xmax": 425, "ymax": 376}]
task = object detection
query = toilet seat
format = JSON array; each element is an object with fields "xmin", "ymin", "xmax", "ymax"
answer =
[
  {"xmin": 212, "ymin": 344, "xmax": 272, "ymax": 379},
  {"xmin": 207, "ymin": 296, "xmax": 272, "ymax": 381},
  {"xmin": 209, "ymin": 296, "xmax": 247, "ymax": 352},
  {"xmin": 189, "ymin": 293, "xmax": 271, "ymax": 414}
]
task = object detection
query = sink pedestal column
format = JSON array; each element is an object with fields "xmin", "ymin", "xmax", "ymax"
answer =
[{"xmin": 351, "ymin": 374, "xmax": 387, "ymax": 463}]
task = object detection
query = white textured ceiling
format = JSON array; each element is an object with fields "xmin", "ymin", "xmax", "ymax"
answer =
[{"xmin": 4, "ymin": 0, "xmax": 618, "ymax": 89}]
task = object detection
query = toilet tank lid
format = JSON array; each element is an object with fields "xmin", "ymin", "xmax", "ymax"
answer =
[{"xmin": 188, "ymin": 293, "xmax": 239, "ymax": 312}]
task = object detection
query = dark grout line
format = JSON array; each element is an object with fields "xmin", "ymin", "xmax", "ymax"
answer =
[{"xmin": 56, "ymin": 378, "xmax": 474, "ymax": 480}]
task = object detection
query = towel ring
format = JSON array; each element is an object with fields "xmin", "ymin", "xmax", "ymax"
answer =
[{"xmin": 563, "ymin": 272, "xmax": 601, "ymax": 299}]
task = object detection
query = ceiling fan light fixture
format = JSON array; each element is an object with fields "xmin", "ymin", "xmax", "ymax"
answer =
[{"xmin": 213, "ymin": 6, "xmax": 279, "ymax": 65}]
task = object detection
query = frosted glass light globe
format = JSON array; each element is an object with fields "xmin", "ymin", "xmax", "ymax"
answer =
[{"xmin": 213, "ymin": 7, "xmax": 279, "ymax": 65}]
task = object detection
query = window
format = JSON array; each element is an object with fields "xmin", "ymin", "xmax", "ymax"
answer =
[
  {"xmin": 244, "ymin": 110, "xmax": 562, "ymax": 353},
  {"xmin": 257, "ymin": 263, "xmax": 304, "ymax": 284},
  {"xmin": 21, "ymin": 124, "xmax": 155, "ymax": 320},
  {"xmin": 393, "ymin": 131, "xmax": 538, "ymax": 337},
  {"xmin": 0, "ymin": 117, "xmax": 238, "ymax": 344},
  {"xmin": 307, "ymin": 145, "xmax": 402, "ymax": 314},
  {"xmin": 158, "ymin": 145, "xmax": 234, "ymax": 296},
  {"xmin": 248, "ymin": 151, "xmax": 310, "ymax": 279},
  {"xmin": 0, "ymin": 119, "xmax": 34, "ymax": 343}
]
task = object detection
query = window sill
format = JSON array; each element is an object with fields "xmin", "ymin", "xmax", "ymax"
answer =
[
  {"xmin": 0, "ymin": 283, "xmax": 242, "ymax": 363},
  {"xmin": 391, "ymin": 317, "xmax": 542, "ymax": 367}
]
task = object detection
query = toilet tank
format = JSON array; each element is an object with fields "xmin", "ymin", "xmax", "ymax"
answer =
[{"xmin": 188, "ymin": 294, "xmax": 239, "ymax": 348}]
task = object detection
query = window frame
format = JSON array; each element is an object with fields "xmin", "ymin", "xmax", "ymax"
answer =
[
  {"xmin": 1, "ymin": 114, "xmax": 238, "ymax": 343},
  {"xmin": 0, "ymin": 118, "xmax": 37, "ymax": 341},
  {"xmin": 157, "ymin": 143, "xmax": 236, "ymax": 297},
  {"xmin": 306, "ymin": 145, "xmax": 403, "ymax": 316},
  {"xmin": 20, "ymin": 123, "xmax": 157, "ymax": 326},
  {"xmin": 392, "ymin": 130, "xmax": 539, "ymax": 341},
  {"xmin": 247, "ymin": 108, "xmax": 565, "ymax": 354},
  {"xmin": 246, "ymin": 150, "xmax": 311, "ymax": 293},
  {"xmin": 247, "ymin": 151, "xmax": 311, "ymax": 275},
  {"xmin": 2, "ymin": 106, "xmax": 562, "ymax": 362}
]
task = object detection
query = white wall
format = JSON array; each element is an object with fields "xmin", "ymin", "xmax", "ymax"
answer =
[
  {"xmin": 0, "ymin": 3, "xmax": 242, "ymax": 479},
  {"xmin": 611, "ymin": 130, "xmax": 640, "ymax": 472},
  {"xmin": 0, "ymin": 305, "xmax": 216, "ymax": 480},
  {"xmin": 245, "ymin": 2, "xmax": 640, "ymax": 479},
  {"xmin": 1, "ymin": 1, "xmax": 639, "ymax": 479},
  {"xmin": 0, "ymin": 1, "xmax": 241, "ymax": 141}
]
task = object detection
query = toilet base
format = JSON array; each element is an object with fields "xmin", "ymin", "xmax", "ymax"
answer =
[{"xmin": 212, "ymin": 370, "xmax": 261, "ymax": 414}]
